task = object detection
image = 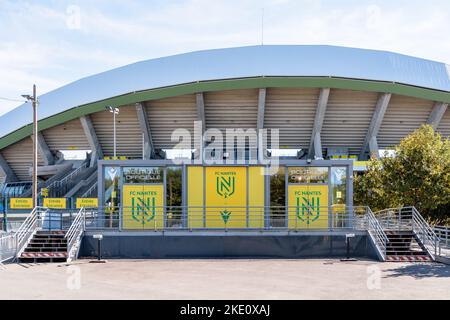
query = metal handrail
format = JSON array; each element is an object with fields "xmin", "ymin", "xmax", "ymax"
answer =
[
  {"xmin": 0, "ymin": 232, "xmax": 16, "ymax": 263},
  {"xmin": 65, "ymin": 207, "xmax": 85, "ymax": 262},
  {"xmin": 40, "ymin": 162, "xmax": 88, "ymax": 196},
  {"xmin": 82, "ymin": 182, "xmax": 97, "ymax": 198},
  {"xmin": 365, "ymin": 207, "xmax": 388, "ymax": 260},
  {"xmin": 411, "ymin": 207, "xmax": 440, "ymax": 258},
  {"xmin": 15, "ymin": 206, "xmax": 48, "ymax": 258},
  {"xmin": 374, "ymin": 206, "xmax": 440, "ymax": 259}
]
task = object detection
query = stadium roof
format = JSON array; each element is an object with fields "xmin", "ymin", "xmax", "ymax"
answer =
[{"xmin": 1, "ymin": 45, "xmax": 450, "ymax": 145}]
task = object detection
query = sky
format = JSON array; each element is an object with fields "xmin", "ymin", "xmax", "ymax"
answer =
[{"xmin": 0, "ymin": 0, "xmax": 450, "ymax": 116}]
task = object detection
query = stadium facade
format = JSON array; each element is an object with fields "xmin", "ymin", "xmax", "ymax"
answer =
[{"xmin": 0, "ymin": 45, "xmax": 449, "ymax": 262}]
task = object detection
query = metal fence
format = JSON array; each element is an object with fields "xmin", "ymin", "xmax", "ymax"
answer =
[
  {"xmin": 0, "ymin": 232, "xmax": 16, "ymax": 263},
  {"xmin": 76, "ymin": 205, "xmax": 370, "ymax": 232}
]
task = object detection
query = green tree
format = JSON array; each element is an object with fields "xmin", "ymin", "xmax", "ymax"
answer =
[{"xmin": 354, "ymin": 125, "xmax": 450, "ymax": 224}]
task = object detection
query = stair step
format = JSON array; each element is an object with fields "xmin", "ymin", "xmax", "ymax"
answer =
[
  {"xmin": 20, "ymin": 252, "xmax": 67, "ymax": 258},
  {"xmin": 24, "ymin": 247, "xmax": 67, "ymax": 252},
  {"xmin": 386, "ymin": 255, "xmax": 432, "ymax": 262}
]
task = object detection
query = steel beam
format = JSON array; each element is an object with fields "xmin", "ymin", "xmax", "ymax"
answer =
[
  {"xmin": 31, "ymin": 132, "xmax": 54, "ymax": 166},
  {"xmin": 135, "ymin": 102, "xmax": 154, "ymax": 159},
  {"xmin": 196, "ymin": 93, "xmax": 206, "ymax": 133},
  {"xmin": 427, "ymin": 102, "xmax": 448, "ymax": 130},
  {"xmin": 0, "ymin": 152, "xmax": 18, "ymax": 182},
  {"xmin": 308, "ymin": 88, "xmax": 330, "ymax": 159},
  {"xmin": 257, "ymin": 88, "xmax": 267, "ymax": 160},
  {"xmin": 80, "ymin": 115, "xmax": 103, "ymax": 167},
  {"xmin": 359, "ymin": 93, "xmax": 392, "ymax": 160}
]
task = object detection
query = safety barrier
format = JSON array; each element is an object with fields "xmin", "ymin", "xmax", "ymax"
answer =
[
  {"xmin": 0, "ymin": 232, "xmax": 16, "ymax": 263},
  {"xmin": 374, "ymin": 206, "xmax": 441, "ymax": 260},
  {"xmin": 15, "ymin": 206, "xmax": 48, "ymax": 258},
  {"xmin": 65, "ymin": 207, "xmax": 86, "ymax": 262},
  {"xmin": 79, "ymin": 205, "xmax": 370, "ymax": 232}
]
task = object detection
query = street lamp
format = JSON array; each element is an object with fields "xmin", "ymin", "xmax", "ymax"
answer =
[
  {"xmin": 106, "ymin": 106, "xmax": 119, "ymax": 159},
  {"xmin": 22, "ymin": 85, "xmax": 38, "ymax": 208}
]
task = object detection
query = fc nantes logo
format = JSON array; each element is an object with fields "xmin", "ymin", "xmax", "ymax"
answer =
[
  {"xmin": 131, "ymin": 196, "xmax": 156, "ymax": 225},
  {"xmin": 296, "ymin": 194, "xmax": 320, "ymax": 225},
  {"xmin": 216, "ymin": 176, "xmax": 235, "ymax": 199},
  {"xmin": 216, "ymin": 174, "xmax": 236, "ymax": 224}
]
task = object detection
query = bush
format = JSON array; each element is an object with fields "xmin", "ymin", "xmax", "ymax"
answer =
[{"xmin": 354, "ymin": 125, "xmax": 450, "ymax": 224}]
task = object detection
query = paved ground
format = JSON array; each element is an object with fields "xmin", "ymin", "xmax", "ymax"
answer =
[{"xmin": 0, "ymin": 259, "xmax": 449, "ymax": 300}]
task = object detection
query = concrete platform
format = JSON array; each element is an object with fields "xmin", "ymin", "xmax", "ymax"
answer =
[{"xmin": 80, "ymin": 231, "xmax": 379, "ymax": 260}]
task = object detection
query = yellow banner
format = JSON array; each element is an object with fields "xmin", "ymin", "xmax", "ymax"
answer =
[
  {"xmin": 122, "ymin": 184, "xmax": 164, "ymax": 230},
  {"xmin": 187, "ymin": 166, "xmax": 204, "ymax": 228},
  {"xmin": 248, "ymin": 167, "xmax": 265, "ymax": 228},
  {"xmin": 43, "ymin": 198, "xmax": 67, "ymax": 209},
  {"xmin": 205, "ymin": 167, "xmax": 247, "ymax": 228},
  {"xmin": 76, "ymin": 198, "xmax": 98, "ymax": 208},
  {"xmin": 288, "ymin": 185, "xmax": 329, "ymax": 229},
  {"xmin": 10, "ymin": 198, "xmax": 33, "ymax": 209}
]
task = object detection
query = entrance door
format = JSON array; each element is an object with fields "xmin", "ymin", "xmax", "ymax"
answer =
[
  {"xmin": 287, "ymin": 167, "xmax": 329, "ymax": 229},
  {"xmin": 122, "ymin": 183, "xmax": 164, "ymax": 230}
]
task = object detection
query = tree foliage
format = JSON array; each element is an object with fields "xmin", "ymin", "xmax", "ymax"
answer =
[{"xmin": 354, "ymin": 125, "xmax": 450, "ymax": 224}]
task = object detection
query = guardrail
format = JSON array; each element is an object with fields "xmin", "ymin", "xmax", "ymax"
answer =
[
  {"xmin": 374, "ymin": 206, "xmax": 440, "ymax": 259},
  {"xmin": 41, "ymin": 162, "xmax": 88, "ymax": 197},
  {"xmin": 15, "ymin": 206, "xmax": 48, "ymax": 258},
  {"xmin": 0, "ymin": 232, "xmax": 16, "ymax": 263},
  {"xmin": 365, "ymin": 207, "xmax": 388, "ymax": 260},
  {"xmin": 434, "ymin": 226, "xmax": 450, "ymax": 249},
  {"xmin": 65, "ymin": 207, "xmax": 86, "ymax": 262},
  {"xmin": 78, "ymin": 205, "xmax": 370, "ymax": 232}
]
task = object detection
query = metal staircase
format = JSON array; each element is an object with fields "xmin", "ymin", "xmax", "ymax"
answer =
[
  {"xmin": 373, "ymin": 207, "xmax": 440, "ymax": 262},
  {"xmin": 9, "ymin": 206, "xmax": 86, "ymax": 263}
]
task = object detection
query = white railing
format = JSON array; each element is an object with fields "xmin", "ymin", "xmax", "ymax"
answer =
[
  {"xmin": 365, "ymin": 208, "xmax": 388, "ymax": 261},
  {"xmin": 15, "ymin": 206, "xmax": 48, "ymax": 258},
  {"xmin": 374, "ymin": 206, "xmax": 440, "ymax": 260},
  {"xmin": 0, "ymin": 232, "xmax": 16, "ymax": 263},
  {"xmin": 411, "ymin": 207, "xmax": 440, "ymax": 259},
  {"xmin": 434, "ymin": 226, "xmax": 450, "ymax": 249},
  {"xmin": 65, "ymin": 207, "xmax": 86, "ymax": 262}
]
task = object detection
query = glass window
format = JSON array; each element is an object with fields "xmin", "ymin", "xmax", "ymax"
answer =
[
  {"xmin": 331, "ymin": 167, "xmax": 347, "ymax": 205},
  {"xmin": 288, "ymin": 167, "xmax": 328, "ymax": 184},
  {"xmin": 270, "ymin": 166, "xmax": 285, "ymax": 227},
  {"xmin": 166, "ymin": 167, "xmax": 183, "ymax": 228},
  {"xmin": 104, "ymin": 166, "xmax": 120, "ymax": 227},
  {"xmin": 122, "ymin": 167, "xmax": 163, "ymax": 184}
]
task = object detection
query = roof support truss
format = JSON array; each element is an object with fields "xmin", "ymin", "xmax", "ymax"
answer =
[
  {"xmin": 135, "ymin": 102, "xmax": 154, "ymax": 159},
  {"xmin": 31, "ymin": 132, "xmax": 54, "ymax": 166},
  {"xmin": 0, "ymin": 152, "xmax": 18, "ymax": 182},
  {"xmin": 308, "ymin": 88, "xmax": 330, "ymax": 159},
  {"xmin": 359, "ymin": 93, "xmax": 392, "ymax": 160},
  {"xmin": 80, "ymin": 115, "xmax": 103, "ymax": 167},
  {"xmin": 427, "ymin": 102, "xmax": 448, "ymax": 130},
  {"xmin": 257, "ymin": 88, "xmax": 266, "ymax": 160}
]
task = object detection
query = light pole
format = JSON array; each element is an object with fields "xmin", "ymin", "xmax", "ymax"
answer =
[
  {"xmin": 106, "ymin": 106, "xmax": 119, "ymax": 158},
  {"xmin": 22, "ymin": 85, "xmax": 38, "ymax": 208}
]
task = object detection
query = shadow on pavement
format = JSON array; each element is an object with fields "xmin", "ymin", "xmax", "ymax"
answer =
[{"xmin": 384, "ymin": 263, "xmax": 450, "ymax": 279}]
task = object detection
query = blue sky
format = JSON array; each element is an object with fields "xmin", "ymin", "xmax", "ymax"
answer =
[{"xmin": 1, "ymin": 0, "xmax": 449, "ymax": 116}]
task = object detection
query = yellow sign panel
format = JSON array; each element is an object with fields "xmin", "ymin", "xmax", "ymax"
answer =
[
  {"xmin": 43, "ymin": 198, "xmax": 67, "ymax": 209},
  {"xmin": 122, "ymin": 184, "xmax": 164, "ymax": 230},
  {"xmin": 76, "ymin": 198, "xmax": 98, "ymax": 208},
  {"xmin": 288, "ymin": 185, "xmax": 329, "ymax": 229},
  {"xmin": 187, "ymin": 166, "xmax": 204, "ymax": 228},
  {"xmin": 205, "ymin": 167, "xmax": 247, "ymax": 228},
  {"xmin": 41, "ymin": 188, "xmax": 49, "ymax": 197},
  {"xmin": 10, "ymin": 198, "xmax": 33, "ymax": 209},
  {"xmin": 248, "ymin": 167, "xmax": 265, "ymax": 228}
]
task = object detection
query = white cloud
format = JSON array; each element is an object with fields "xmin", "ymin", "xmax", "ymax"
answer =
[{"xmin": 0, "ymin": 0, "xmax": 449, "ymax": 117}]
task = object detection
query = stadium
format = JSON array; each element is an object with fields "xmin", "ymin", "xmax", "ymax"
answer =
[{"xmin": 0, "ymin": 45, "xmax": 449, "ymax": 263}]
